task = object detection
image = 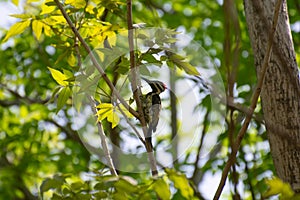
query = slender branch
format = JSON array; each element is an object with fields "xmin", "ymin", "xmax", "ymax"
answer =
[
  {"xmin": 89, "ymin": 96, "xmax": 118, "ymax": 176},
  {"xmin": 191, "ymin": 110, "xmax": 209, "ymax": 182},
  {"xmin": 185, "ymin": 76, "xmax": 264, "ymax": 123},
  {"xmin": 170, "ymin": 71, "xmax": 178, "ymax": 167},
  {"xmin": 126, "ymin": 0, "xmax": 158, "ymax": 176},
  {"xmin": 54, "ymin": 0, "xmax": 139, "ymax": 119},
  {"xmin": 223, "ymin": 1, "xmax": 241, "ymax": 196},
  {"xmin": 213, "ymin": 0, "xmax": 283, "ymax": 199}
]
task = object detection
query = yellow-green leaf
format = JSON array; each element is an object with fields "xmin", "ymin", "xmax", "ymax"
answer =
[
  {"xmin": 32, "ymin": 20, "xmax": 43, "ymax": 40},
  {"xmin": 57, "ymin": 87, "xmax": 71, "ymax": 112},
  {"xmin": 97, "ymin": 108, "xmax": 112, "ymax": 121},
  {"xmin": 96, "ymin": 103, "xmax": 113, "ymax": 121},
  {"xmin": 40, "ymin": 4, "xmax": 56, "ymax": 15},
  {"xmin": 10, "ymin": 14, "xmax": 32, "ymax": 19},
  {"xmin": 107, "ymin": 111, "xmax": 119, "ymax": 128},
  {"xmin": 20, "ymin": 105, "xmax": 28, "ymax": 118},
  {"xmin": 166, "ymin": 168, "xmax": 194, "ymax": 199},
  {"xmin": 96, "ymin": 103, "xmax": 123, "ymax": 128},
  {"xmin": 168, "ymin": 52, "xmax": 200, "ymax": 76},
  {"xmin": 96, "ymin": 103, "xmax": 113, "ymax": 109},
  {"xmin": 153, "ymin": 178, "xmax": 171, "ymax": 200},
  {"xmin": 12, "ymin": 0, "xmax": 18, "ymax": 6},
  {"xmin": 264, "ymin": 177, "xmax": 294, "ymax": 198},
  {"xmin": 176, "ymin": 61, "xmax": 200, "ymax": 76},
  {"xmin": 48, "ymin": 67, "xmax": 68, "ymax": 86},
  {"xmin": 65, "ymin": 0, "xmax": 86, "ymax": 9},
  {"xmin": 2, "ymin": 19, "xmax": 31, "ymax": 43},
  {"xmin": 67, "ymin": 52, "xmax": 76, "ymax": 67},
  {"xmin": 118, "ymin": 104, "xmax": 133, "ymax": 118}
]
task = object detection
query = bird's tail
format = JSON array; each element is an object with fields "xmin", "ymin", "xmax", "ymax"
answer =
[{"xmin": 145, "ymin": 125, "xmax": 154, "ymax": 151}]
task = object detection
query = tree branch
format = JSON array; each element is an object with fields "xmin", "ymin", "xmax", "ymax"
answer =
[{"xmin": 213, "ymin": 0, "xmax": 283, "ymax": 199}]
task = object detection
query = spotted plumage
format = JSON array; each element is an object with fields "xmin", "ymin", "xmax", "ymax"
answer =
[{"xmin": 141, "ymin": 78, "xmax": 166, "ymax": 149}]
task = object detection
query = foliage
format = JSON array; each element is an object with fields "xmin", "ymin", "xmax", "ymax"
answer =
[
  {"xmin": 264, "ymin": 177, "xmax": 300, "ymax": 200},
  {"xmin": 39, "ymin": 169, "xmax": 196, "ymax": 200},
  {"xmin": 0, "ymin": 0, "xmax": 299, "ymax": 199}
]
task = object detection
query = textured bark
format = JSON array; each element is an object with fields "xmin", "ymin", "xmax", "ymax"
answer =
[{"xmin": 244, "ymin": 0, "xmax": 300, "ymax": 191}]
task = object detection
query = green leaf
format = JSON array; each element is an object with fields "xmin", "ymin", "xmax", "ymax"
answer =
[
  {"xmin": 176, "ymin": 61, "xmax": 200, "ymax": 76},
  {"xmin": 32, "ymin": 20, "xmax": 43, "ymax": 41},
  {"xmin": 49, "ymin": 86, "xmax": 61, "ymax": 103},
  {"xmin": 2, "ymin": 19, "xmax": 31, "ymax": 43},
  {"xmin": 165, "ymin": 168, "xmax": 194, "ymax": 199},
  {"xmin": 167, "ymin": 52, "xmax": 200, "ymax": 76},
  {"xmin": 114, "ymin": 177, "xmax": 137, "ymax": 194},
  {"xmin": 40, "ymin": 174, "xmax": 67, "ymax": 194},
  {"xmin": 10, "ymin": 14, "xmax": 32, "ymax": 19},
  {"xmin": 48, "ymin": 67, "xmax": 68, "ymax": 86},
  {"xmin": 141, "ymin": 53, "xmax": 161, "ymax": 64},
  {"xmin": 153, "ymin": 178, "xmax": 171, "ymax": 200},
  {"xmin": 73, "ymin": 92, "xmax": 85, "ymax": 112},
  {"xmin": 57, "ymin": 87, "xmax": 71, "ymax": 112}
]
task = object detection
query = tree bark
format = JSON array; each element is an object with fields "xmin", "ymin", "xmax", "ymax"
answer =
[{"xmin": 244, "ymin": 0, "xmax": 300, "ymax": 192}]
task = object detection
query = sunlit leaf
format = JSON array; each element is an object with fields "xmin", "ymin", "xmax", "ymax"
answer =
[
  {"xmin": 20, "ymin": 105, "xmax": 28, "ymax": 118},
  {"xmin": 2, "ymin": 19, "xmax": 31, "ymax": 43},
  {"xmin": 67, "ymin": 52, "xmax": 77, "ymax": 67},
  {"xmin": 10, "ymin": 14, "xmax": 32, "ymax": 19},
  {"xmin": 48, "ymin": 67, "xmax": 68, "ymax": 86},
  {"xmin": 97, "ymin": 107, "xmax": 112, "ymax": 121},
  {"xmin": 65, "ymin": 0, "xmax": 86, "ymax": 9},
  {"xmin": 264, "ymin": 177, "xmax": 294, "ymax": 198},
  {"xmin": 12, "ymin": 0, "xmax": 18, "ymax": 6},
  {"xmin": 165, "ymin": 168, "xmax": 194, "ymax": 199},
  {"xmin": 153, "ymin": 178, "xmax": 171, "ymax": 200},
  {"xmin": 32, "ymin": 20, "xmax": 43, "ymax": 40},
  {"xmin": 107, "ymin": 110, "xmax": 119, "ymax": 128},
  {"xmin": 40, "ymin": 4, "xmax": 56, "ymax": 15},
  {"xmin": 85, "ymin": 4, "xmax": 95, "ymax": 14}
]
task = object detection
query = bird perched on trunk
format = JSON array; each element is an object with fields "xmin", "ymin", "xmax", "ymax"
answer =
[{"xmin": 140, "ymin": 77, "xmax": 167, "ymax": 150}]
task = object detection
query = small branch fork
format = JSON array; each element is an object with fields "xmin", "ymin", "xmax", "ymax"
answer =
[{"xmin": 213, "ymin": 0, "xmax": 283, "ymax": 199}]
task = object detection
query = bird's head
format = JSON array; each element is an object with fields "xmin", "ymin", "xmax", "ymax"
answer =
[{"xmin": 142, "ymin": 77, "xmax": 167, "ymax": 94}]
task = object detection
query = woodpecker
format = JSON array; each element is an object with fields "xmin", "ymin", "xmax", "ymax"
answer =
[{"xmin": 141, "ymin": 77, "xmax": 167, "ymax": 149}]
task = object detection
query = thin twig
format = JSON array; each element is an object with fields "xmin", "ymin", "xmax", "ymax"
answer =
[
  {"xmin": 213, "ymin": 0, "xmax": 283, "ymax": 199},
  {"xmin": 191, "ymin": 110, "xmax": 209, "ymax": 181},
  {"xmin": 54, "ymin": 0, "xmax": 139, "ymax": 119},
  {"xmin": 89, "ymin": 96, "xmax": 118, "ymax": 176},
  {"xmin": 170, "ymin": 70, "xmax": 178, "ymax": 167}
]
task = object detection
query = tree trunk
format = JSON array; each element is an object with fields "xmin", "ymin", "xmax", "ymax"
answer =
[{"xmin": 244, "ymin": 0, "xmax": 300, "ymax": 192}]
